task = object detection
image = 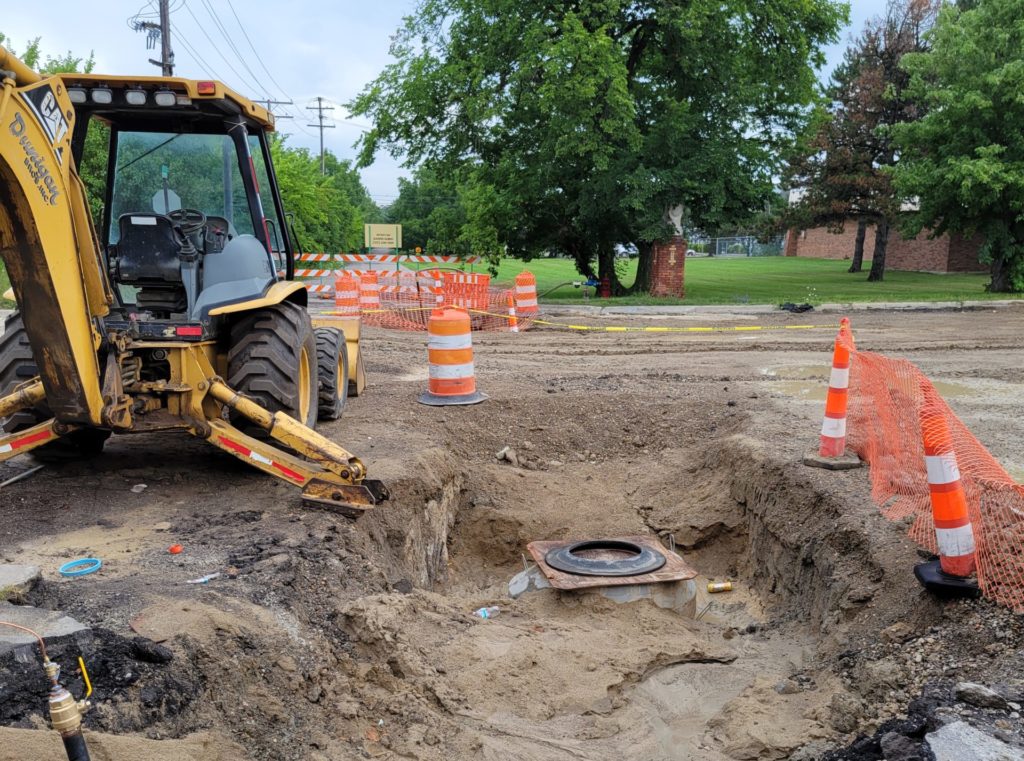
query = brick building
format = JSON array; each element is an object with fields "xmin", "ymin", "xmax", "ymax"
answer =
[{"xmin": 784, "ymin": 223, "xmax": 985, "ymax": 273}]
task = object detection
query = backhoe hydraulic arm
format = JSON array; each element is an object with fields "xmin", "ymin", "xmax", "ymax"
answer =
[{"xmin": 0, "ymin": 46, "xmax": 112, "ymax": 426}]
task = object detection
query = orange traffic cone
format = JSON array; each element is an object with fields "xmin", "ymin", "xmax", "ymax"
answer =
[
  {"xmin": 507, "ymin": 290, "xmax": 519, "ymax": 334},
  {"xmin": 418, "ymin": 308, "xmax": 487, "ymax": 406},
  {"xmin": 914, "ymin": 392, "xmax": 980, "ymax": 598},
  {"xmin": 820, "ymin": 317, "xmax": 852, "ymax": 457}
]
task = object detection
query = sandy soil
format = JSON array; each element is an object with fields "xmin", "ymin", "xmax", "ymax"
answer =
[{"xmin": 1, "ymin": 304, "xmax": 1023, "ymax": 760}]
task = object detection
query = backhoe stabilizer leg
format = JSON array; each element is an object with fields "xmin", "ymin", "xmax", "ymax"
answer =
[
  {"xmin": 0, "ymin": 379, "xmax": 46, "ymax": 419},
  {"xmin": 0, "ymin": 418, "xmax": 71, "ymax": 462},
  {"xmin": 200, "ymin": 417, "xmax": 389, "ymax": 517},
  {"xmin": 206, "ymin": 379, "xmax": 367, "ymax": 478}
]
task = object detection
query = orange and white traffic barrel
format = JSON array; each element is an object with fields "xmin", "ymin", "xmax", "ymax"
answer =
[
  {"xmin": 507, "ymin": 290, "xmax": 519, "ymax": 334},
  {"xmin": 514, "ymin": 271, "xmax": 538, "ymax": 316},
  {"xmin": 418, "ymin": 308, "xmax": 487, "ymax": 406},
  {"xmin": 359, "ymin": 270, "xmax": 381, "ymax": 313},
  {"xmin": 334, "ymin": 271, "xmax": 360, "ymax": 316},
  {"xmin": 818, "ymin": 318, "xmax": 853, "ymax": 458}
]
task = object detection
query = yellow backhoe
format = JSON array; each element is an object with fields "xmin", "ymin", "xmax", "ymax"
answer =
[{"xmin": 0, "ymin": 48, "xmax": 387, "ymax": 514}]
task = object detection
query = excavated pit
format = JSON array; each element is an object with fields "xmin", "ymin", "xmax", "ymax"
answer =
[{"xmin": 0, "ymin": 428, "xmax": 939, "ymax": 761}]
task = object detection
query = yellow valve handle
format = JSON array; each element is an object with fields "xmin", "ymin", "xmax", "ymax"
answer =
[{"xmin": 77, "ymin": 656, "xmax": 92, "ymax": 699}]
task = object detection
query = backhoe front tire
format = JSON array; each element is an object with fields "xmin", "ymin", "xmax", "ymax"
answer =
[
  {"xmin": 314, "ymin": 328, "xmax": 348, "ymax": 421},
  {"xmin": 0, "ymin": 313, "xmax": 109, "ymax": 462},
  {"xmin": 227, "ymin": 302, "xmax": 318, "ymax": 434}
]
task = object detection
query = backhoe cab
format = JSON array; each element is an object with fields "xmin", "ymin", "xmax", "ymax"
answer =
[{"xmin": 0, "ymin": 51, "xmax": 387, "ymax": 514}]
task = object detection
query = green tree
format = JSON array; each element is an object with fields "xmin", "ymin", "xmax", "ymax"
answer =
[
  {"xmin": 891, "ymin": 0, "xmax": 1024, "ymax": 292},
  {"xmin": 784, "ymin": 0, "xmax": 939, "ymax": 281},
  {"xmin": 268, "ymin": 135, "xmax": 377, "ymax": 254},
  {"xmin": 351, "ymin": 0, "xmax": 846, "ymax": 293},
  {"xmin": 384, "ymin": 169, "xmax": 465, "ymax": 253}
]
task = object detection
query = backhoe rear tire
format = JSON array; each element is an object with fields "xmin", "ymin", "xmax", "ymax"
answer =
[
  {"xmin": 314, "ymin": 328, "xmax": 348, "ymax": 421},
  {"xmin": 227, "ymin": 302, "xmax": 318, "ymax": 435},
  {"xmin": 0, "ymin": 313, "xmax": 109, "ymax": 461}
]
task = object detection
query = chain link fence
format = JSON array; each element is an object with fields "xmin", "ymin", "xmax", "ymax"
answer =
[{"xmin": 687, "ymin": 236, "xmax": 784, "ymax": 257}]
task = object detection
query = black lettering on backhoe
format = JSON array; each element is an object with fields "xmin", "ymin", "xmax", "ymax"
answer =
[
  {"xmin": 9, "ymin": 111, "xmax": 60, "ymax": 206},
  {"xmin": 8, "ymin": 112, "xmax": 25, "ymax": 137}
]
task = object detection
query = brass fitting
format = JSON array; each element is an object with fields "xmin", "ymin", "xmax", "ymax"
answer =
[{"xmin": 45, "ymin": 661, "xmax": 91, "ymax": 738}]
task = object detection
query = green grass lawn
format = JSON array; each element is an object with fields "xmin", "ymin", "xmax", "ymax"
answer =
[
  {"xmin": 470, "ymin": 256, "xmax": 1012, "ymax": 306},
  {"xmin": 0, "ymin": 257, "xmax": 1006, "ymax": 311}
]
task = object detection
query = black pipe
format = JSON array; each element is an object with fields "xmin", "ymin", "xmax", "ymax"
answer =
[{"xmin": 62, "ymin": 732, "xmax": 91, "ymax": 761}]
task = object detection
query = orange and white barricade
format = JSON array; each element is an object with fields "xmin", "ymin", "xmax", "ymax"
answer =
[
  {"xmin": 359, "ymin": 271, "xmax": 381, "ymax": 313},
  {"xmin": 819, "ymin": 318, "xmax": 853, "ymax": 458},
  {"xmin": 418, "ymin": 308, "xmax": 487, "ymax": 406},
  {"xmin": 334, "ymin": 271, "xmax": 361, "ymax": 317},
  {"xmin": 514, "ymin": 271, "xmax": 538, "ymax": 315}
]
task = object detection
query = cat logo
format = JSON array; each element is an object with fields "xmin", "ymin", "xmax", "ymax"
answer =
[{"xmin": 21, "ymin": 84, "xmax": 69, "ymax": 160}]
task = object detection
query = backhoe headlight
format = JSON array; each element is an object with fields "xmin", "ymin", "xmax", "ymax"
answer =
[
  {"xmin": 125, "ymin": 90, "xmax": 147, "ymax": 106},
  {"xmin": 90, "ymin": 88, "xmax": 113, "ymax": 104},
  {"xmin": 67, "ymin": 88, "xmax": 87, "ymax": 104},
  {"xmin": 153, "ymin": 91, "xmax": 176, "ymax": 107}
]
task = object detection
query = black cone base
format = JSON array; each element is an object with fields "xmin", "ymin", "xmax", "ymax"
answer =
[
  {"xmin": 418, "ymin": 390, "xmax": 488, "ymax": 406},
  {"xmin": 914, "ymin": 559, "xmax": 981, "ymax": 599}
]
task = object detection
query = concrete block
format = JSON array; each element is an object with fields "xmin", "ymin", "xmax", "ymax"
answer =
[
  {"xmin": 926, "ymin": 721, "xmax": 1024, "ymax": 761},
  {"xmin": 0, "ymin": 564, "xmax": 41, "ymax": 601},
  {"xmin": 0, "ymin": 601, "xmax": 92, "ymax": 664}
]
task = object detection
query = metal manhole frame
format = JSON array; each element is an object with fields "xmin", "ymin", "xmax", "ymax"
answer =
[{"xmin": 526, "ymin": 535, "xmax": 697, "ymax": 590}]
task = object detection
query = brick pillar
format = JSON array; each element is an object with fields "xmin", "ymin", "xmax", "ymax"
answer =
[
  {"xmin": 784, "ymin": 228, "xmax": 800, "ymax": 257},
  {"xmin": 649, "ymin": 236, "xmax": 687, "ymax": 298}
]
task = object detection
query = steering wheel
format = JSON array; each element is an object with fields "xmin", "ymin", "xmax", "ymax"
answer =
[{"xmin": 167, "ymin": 208, "xmax": 207, "ymax": 237}]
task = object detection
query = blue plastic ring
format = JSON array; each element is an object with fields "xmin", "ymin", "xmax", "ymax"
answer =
[{"xmin": 59, "ymin": 558, "xmax": 102, "ymax": 577}]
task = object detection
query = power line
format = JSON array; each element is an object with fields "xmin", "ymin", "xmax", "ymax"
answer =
[
  {"xmin": 224, "ymin": 0, "xmax": 292, "ymax": 100},
  {"xmin": 171, "ymin": 23, "xmax": 227, "ymax": 81},
  {"xmin": 198, "ymin": 0, "xmax": 265, "ymax": 93},
  {"xmin": 181, "ymin": 0, "xmax": 262, "ymax": 94}
]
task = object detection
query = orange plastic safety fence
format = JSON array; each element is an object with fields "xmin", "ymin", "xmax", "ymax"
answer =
[
  {"xmin": 357, "ymin": 270, "xmax": 533, "ymax": 332},
  {"xmin": 838, "ymin": 331, "xmax": 1024, "ymax": 611}
]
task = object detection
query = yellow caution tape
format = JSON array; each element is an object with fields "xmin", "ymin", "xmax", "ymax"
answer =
[{"xmin": 327, "ymin": 308, "xmax": 836, "ymax": 334}]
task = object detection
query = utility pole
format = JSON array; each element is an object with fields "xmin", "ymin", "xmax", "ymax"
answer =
[
  {"xmin": 306, "ymin": 97, "xmax": 335, "ymax": 175},
  {"xmin": 261, "ymin": 99, "xmax": 294, "ymax": 119},
  {"xmin": 131, "ymin": 0, "xmax": 174, "ymax": 76}
]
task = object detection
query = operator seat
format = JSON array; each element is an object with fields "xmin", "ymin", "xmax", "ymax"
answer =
[
  {"xmin": 115, "ymin": 213, "xmax": 182, "ymax": 283},
  {"xmin": 113, "ymin": 213, "xmax": 188, "ymax": 315}
]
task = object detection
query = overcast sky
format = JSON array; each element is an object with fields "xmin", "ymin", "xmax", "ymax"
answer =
[{"xmin": 2, "ymin": 1, "xmax": 886, "ymax": 203}]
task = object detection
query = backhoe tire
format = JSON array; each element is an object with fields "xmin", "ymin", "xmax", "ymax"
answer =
[
  {"xmin": 314, "ymin": 328, "xmax": 348, "ymax": 421},
  {"xmin": 0, "ymin": 313, "xmax": 109, "ymax": 462},
  {"xmin": 227, "ymin": 302, "xmax": 318, "ymax": 435}
]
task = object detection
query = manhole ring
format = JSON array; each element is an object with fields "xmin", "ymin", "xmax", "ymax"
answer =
[{"xmin": 544, "ymin": 539, "xmax": 667, "ymax": 577}]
